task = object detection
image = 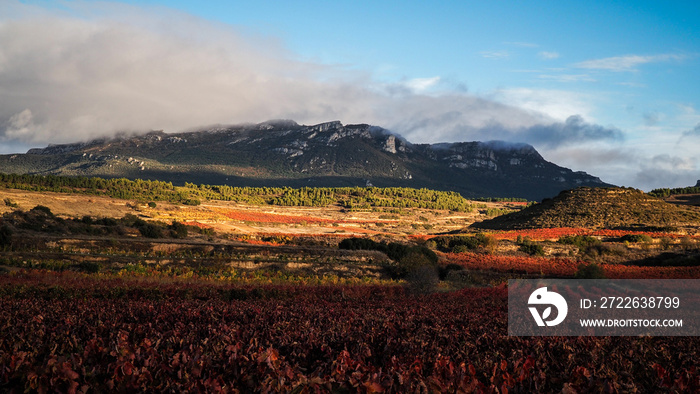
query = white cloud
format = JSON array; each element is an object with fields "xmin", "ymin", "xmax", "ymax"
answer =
[
  {"xmin": 538, "ymin": 74, "xmax": 596, "ymax": 83},
  {"xmin": 538, "ymin": 51, "xmax": 560, "ymax": 59},
  {"xmin": 492, "ymin": 88, "xmax": 595, "ymax": 121},
  {"xmin": 403, "ymin": 76, "xmax": 441, "ymax": 92},
  {"xmin": 0, "ymin": 2, "xmax": 556, "ymax": 148},
  {"xmin": 574, "ymin": 54, "xmax": 687, "ymax": 72},
  {"xmin": 480, "ymin": 50, "xmax": 510, "ymax": 59}
]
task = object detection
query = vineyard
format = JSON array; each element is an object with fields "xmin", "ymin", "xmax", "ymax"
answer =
[
  {"xmin": 1, "ymin": 270, "xmax": 697, "ymax": 393},
  {"xmin": 443, "ymin": 252, "xmax": 700, "ymax": 279}
]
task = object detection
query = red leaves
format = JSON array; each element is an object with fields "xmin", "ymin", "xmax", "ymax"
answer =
[
  {"xmin": 0, "ymin": 271, "xmax": 698, "ymax": 392},
  {"xmin": 444, "ymin": 251, "xmax": 700, "ymax": 279}
]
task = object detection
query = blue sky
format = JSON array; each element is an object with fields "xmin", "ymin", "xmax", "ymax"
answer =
[{"xmin": 1, "ymin": 0, "xmax": 699, "ymax": 190}]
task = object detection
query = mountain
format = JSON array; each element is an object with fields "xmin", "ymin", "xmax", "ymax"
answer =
[
  {"xmin": 472, "ymin": 187, "xmax": 700, "ymax": 230},
  {"xmin": 0, "ymin": 120, "xmax": 611, "ymax": 200}
]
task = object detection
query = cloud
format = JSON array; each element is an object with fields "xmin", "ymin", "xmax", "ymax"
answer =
[
  {"xmin": 403, "ymin": 76, "xmax": 441, "ymax": 92},
  {"xmin": 480, "ymin": 50, "xmax": 510, "ymax": 59},
  {"xmin": 397, "ymin": 114, "xmax": 622, "ymax": 151},
  {"xmin": 679, "ymin": 123, "xmax": 700, "ymax": 141},
  {"xmin": 543, "ymin": 146, "xmax": 699, "ymax": 191},
  {"xmin": 538, "ymin": 51, "xmax": 560, "ymax": 59},
  {"xmin": 643, "ymin": 111, "xmax": 660, "ymax": 127},
  {"xmin": 516, "ymin": 115, "xmax": 623, "ymax": 148},
  {"xmin": 493, "ymin": 88, "xmax": 595, "ymax": 121},
  {"xmin": 0, "ymin": 2, "xmax": 558, "ymax": 149},
  {"xmin": 633, "ymin": 154, "xmax": 698, "ymax": 190},
  {"xmin": 574, "ymin": 54, "xmax": 687, "ymax": 72},
  {"xmin": 538, "ymin": 74, "xmax": 595, "ymax": 83}
]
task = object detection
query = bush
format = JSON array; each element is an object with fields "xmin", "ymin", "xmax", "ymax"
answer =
[
  {"xmin": 558, "ymin": 235, "xmax": 601, "ymax": 249},
  {"xmin": 519, "ymin": 242, "xmax": 545, "ymax": 256},
  {"xmin": 439, "ymin": 263, "xmax": 465, "ymax": 280},
  {"xmin": 660, "ymin": 237, "xmax": 673, "ymax": 250},
  {"xmin": 680, "ymin": 237, "xmax": 697, "ymax": 251},
  {"xmin": 31, "ymin": 205, "xmax": 53, "ymax": 216},
  {"xmin": 139, "ymin": 223, "xmax": 163, "ymax": 238},
  {"xmin": 619, "ymin": 234, "xmax": 653, "ymax": 243},
  {"xmin": 148, "ymin": 201, "xmax": 157, "ymax": 208},
  {"xmin": 0, "ymin": 225, "xmax": 13, "ymax": 246},
  {"xmin": 98, "ymin": 217, "xmax": 119, "ymax": 226},
  {"xmin": 432, "ymin": 234, "xmax": 496, "ymax": 253},
  {"xmin": 340, "ymin": 237, "xmax": 437, "ymax": 266},
  {"xmin": 169, "ymin": 221, "xmax": 188, "ymax": 239},
  {"xmin": 76, "ymin": 262, "xmax": 100, "ymax": 273},
  {"xmin": 4, "ymin": 198, "xmax": 18, "ymax": 208},
  {"xmin": 339, "ymin": 237, "xmax": 383, "ymax": 251},
  {"xmin": 574, "ymin": 263, "xmax": 606, "ymax": 279},
  {"xmin": 452, "ymin": 245, "xmax": 470, "ymax": 254}
]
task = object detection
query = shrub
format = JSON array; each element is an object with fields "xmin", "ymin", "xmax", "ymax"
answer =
[
  {"xmin": 619, "ymin": 234, "xmax": 653, "ymax": 243},
  {"xmin": 558, "ymin": 235, "xmax": 601, "ymax": 249},
  {"xmin": 139, "ymin": 223, "xmax": 162, "ymax": 238},
  {"xmin": 519, "ymin": 241, "xmax": 545, "ymax": 256},
  {"xmin": 169, "ymin": 221, "xmax": 188, "ymax": 239},
  {"xmin": 339, "ymin": 237, "xmax": 381, "ymax": 251},
  {"xmin": 340, "ymin": 237, "xmax": 437, "ymax": 278},
  {"xmin": 680, "ymin": 237, "xmax": 697, "ymax": 251},
  {"xmin": 432, "ymin": 234, "xmax": 496, "ymax": 253},
  {"xmin": 199, "ymin": 227, "xmax": 215, "ymax": 236},
  {"xmin": 574, "ymin": 262, "xmax": 606, "ymax": 279},
  {"xmin": 31, "ymin": 205, "xmax": 53, "ymax": 216},
  {"xmin": 76, "ymin": 262, "xmax": 100, "ymax": 273},
  {"xmin": 452, "ymin": 245, "xmax": 470, "ymax": 254},
  {"xmin": 0, "ymin": 225, "xmax": 12, "ymax": 246},
  {"xmin": 148, "ymin": 201, "xmax": 157, "ymax": 208},
  {"xmin": 439, "ymin": 263, "xmax": 465, "ymax": 280},
  {"xmin": 3, "ymin": 198, "xmax": 18, "ymax": 208},
  {"xmin": 98, "ymin": 217, "xmax": 119, "ymax": 226},
  {"xmin": 660, "ymin": 237, "xmax": 673, "ymax": 250}
]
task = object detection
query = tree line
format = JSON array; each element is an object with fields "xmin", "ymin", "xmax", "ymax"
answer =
[
  {"xmin": 649, "ymin": 186, "xmax": 700, "ymax": 198},
  {"xmin": 0, "ymin": 173, "xmax": 475, "ymax": 211}
]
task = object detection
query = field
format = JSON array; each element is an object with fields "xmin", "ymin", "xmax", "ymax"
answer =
[
  {"xmin": 1, "ymin": 181, "xmax": 700, "ymax": 392},
  {"xmin": 2, "ymin": 271, "xmax": 698, "ymax": 393}
]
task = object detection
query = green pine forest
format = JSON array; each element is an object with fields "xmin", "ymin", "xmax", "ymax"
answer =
[{"xmin": 0, "ymin": 172, "xmax": 498, "ymax": 212}]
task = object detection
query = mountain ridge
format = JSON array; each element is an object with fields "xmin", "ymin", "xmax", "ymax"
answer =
[{"xmin": 1, "ymin": 120, "xmax": 611, "ymax": 200}]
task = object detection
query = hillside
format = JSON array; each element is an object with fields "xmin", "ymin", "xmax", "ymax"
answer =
[
  {"xmin": 472, "ymin": 187, "xmax": 700, "ymax": 230},
  {"xmin": 0, "ymin": 120, "xmax": 610, "ymax": 200}
]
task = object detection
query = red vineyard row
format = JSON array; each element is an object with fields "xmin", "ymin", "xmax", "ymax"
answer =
[
  {"xmin": 220, "ymin": 209, "xmax": 390, "ymax": 226},
  {"xmin": 442, "ymin": 252, "xmax": 700, "ymax": 279},
  {"xmin": 0, "ymin": 270, "xmax": 697, "ymax": 392},
  {"xmin": 490, "ymin": 228, "xmax": 700, "ymax": 241}
]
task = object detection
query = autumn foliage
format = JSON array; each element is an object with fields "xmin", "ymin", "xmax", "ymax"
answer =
[
  {"xmin": 0, "ymin": 270, "xmax": 698, "ymax": 392},
  {"xmin": 443, "ymin": 252, "xmax": 700, "ymax": 279}
]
